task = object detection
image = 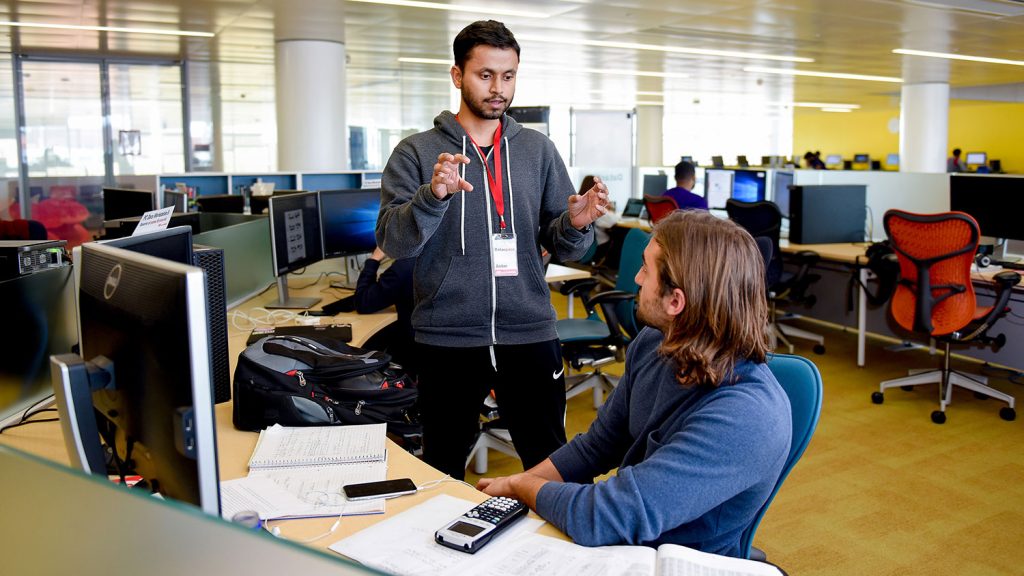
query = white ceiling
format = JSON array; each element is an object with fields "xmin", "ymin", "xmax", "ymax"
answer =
[{"xmin": 2, "ymin": 0, "xmax": 1024, "ymax": 113}]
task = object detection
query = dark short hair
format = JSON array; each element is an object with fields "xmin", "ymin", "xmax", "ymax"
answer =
[
  {"xmin": 674, "ymin": 161, "xmax": 695, "ymax": 182},
  {"xmin": 953, "ymin": 148, "xmax": 962, "ymax": 156},
  {"xmin": 453, "ymin": 20, "xmax": 521, "ymax": 70}
]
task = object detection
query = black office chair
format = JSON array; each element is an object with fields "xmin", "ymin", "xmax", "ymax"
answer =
[
  {"xmin": 557, "ymin": 228, "xmax": 649, "ymax": 408},
  {"xmin": 726, "ymin": 199, "xmax": 826, "ymax": 354}
]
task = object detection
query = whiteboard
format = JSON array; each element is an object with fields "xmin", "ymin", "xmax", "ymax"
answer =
[{"xmin": 571, "ymin": 109, "xmax": 634, "ymax": 195}]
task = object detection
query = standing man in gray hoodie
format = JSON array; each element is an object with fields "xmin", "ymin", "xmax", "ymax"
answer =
[{"xmin": 376, "ymin": 20, "xmax": 610, "ymax": 479}]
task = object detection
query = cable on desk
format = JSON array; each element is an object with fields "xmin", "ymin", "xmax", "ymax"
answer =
[
  {"xmin": 286, "ymin": 272, "xmax": 329, "ymax": 291},
  {"xmin": 417, "ymin": 475, "xmax": 475, "ymax": 492},
  {"xmin": 264, "ymin": 500, "xmax": 348, "ymax": 544},
  {"xmin": 230, "ymin": 308, "xmax": 304, "ymax": 331},
  {"xmin": 0, "ymin": 396, "xmax": 59, "ymax": 435}
]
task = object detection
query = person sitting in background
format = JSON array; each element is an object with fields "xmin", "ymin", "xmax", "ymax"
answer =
[
  {"xmin": 477, "ymin": 210, "xmax": 791, "ymax": 557},
  {"xmin": 947, "ymin": 148, "xmax": 966, "ymax": 173},
  {"xmin": 803, "ymin": 151, "xmax": 825, "ymax": 170},
  {"xmin": 354, "ymin": 247, "xmax": 417, "ymax": 379},
  {"xmin": 662, "ymin": 160, "xmax": 707, "ymax": 211},
  {"xmin": 580, "ymin": 175, "xmax": 620, "ymax": 266}
]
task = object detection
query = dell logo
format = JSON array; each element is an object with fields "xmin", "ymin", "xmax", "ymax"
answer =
[{"xmin": 104, "ymin": 264, "xmax": 123, "ymax": 300}]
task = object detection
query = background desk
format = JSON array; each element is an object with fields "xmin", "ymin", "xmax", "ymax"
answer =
[{"xmin": 780, "ymin": 240, "xmax": 1024, "ymax": 371}]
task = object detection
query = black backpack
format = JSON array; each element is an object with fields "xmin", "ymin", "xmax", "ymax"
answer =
[{"xmin": 233, "ymin": 335, "xmax": 420, "ymax": 448}]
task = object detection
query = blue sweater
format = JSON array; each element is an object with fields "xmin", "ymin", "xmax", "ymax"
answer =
[{"xmin": 535, "ymin": 328, "xmax": 791, "ymax": 557}]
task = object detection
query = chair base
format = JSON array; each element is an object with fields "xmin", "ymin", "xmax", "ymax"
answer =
[
  {"xmin": 772, "ymin": 322, "xmax": 826, "ymax": 355},
  {"xmin": 466, "ymin": 427, "xmax": 518, "ymax": 475},
  {"xmin": 565, "ymin": 371, "xmax": 618, "ymax": 409},
  {"xmin": 876, "ymin": 368, "xmax": 1016, "ymax": 423}
]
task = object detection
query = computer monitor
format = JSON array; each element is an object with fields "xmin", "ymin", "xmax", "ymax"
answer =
[
  {"xmin": 825, "ymin": 155, "xmax": 842, "ymax": 167},
  {"xmin": 853, "ymin": 154, "xmax": 869, "ymax": 164},
  {"xmin": 950, "ymin": 174, "xmax": 1024, "ymax": 243},
  {"xmin": 737, "ymin": 155, "xmax": 750, "ymax": 168},
  {"xmin": 163, "ymin": 190, "xmax": 188, "ymax": 212},
  {"xmin": 642, "ymin": 174, "xmax": 669, "ymax": 197},
  {"xmin": 704, "ymin": 169, "xmax": 734, "ymax": 209},
  {"xmin": 680, "ymin": 155, "xmax": 694, "ymax": 164},
  {"xmin": 761, "ymin": 155, "xmax": 772, "ymax": 167},
  {"xmin": 101, "ymin": 225, "xmax": 194, "ymax": 265},
  {"xmin": 870, "ymin": 160, "xmax": 882, "ymax": 171},
  {"xmin": 268, "ymin": 191, "xmax": 323, "ymax": 309},
  {"xmin": 732, "ymin": 169, "xmax": 767, "ymax": 203},
  {"xmin": 966, "ymin": 152, "xmax": 987, "ymax": 166},
  {"xmin": 621, "ymin": 198, "xmax": 645, "ymax": 218},
  {"xmin": 50, "ymin": 241, "xmax": 220, "ymax": 516},
  {"xmin": 320, "ymin": 188, "xmax": 381, "ymax": 258},
  {"xmin": 789, "ymin": 185, "xmax": 867, "ymax": 244},
  {"xmin": 771, "ymin": 171, "xmax": 794, "ymax": 217},
  {"xmin": 886, "ymin": 153, "xmax": 899, "ymax": 167},
  {"xmin": 195, "ymin": 194, "xmax": 245, "ymax": 214},
  {"xmin": 711, "ymin": 155, "xmax": 725, "ymax": 169},
  {"xmin": 990, "ymin": 159, "xmax": 1002, "ymax": 173},
  {"xmin": 103, "ymin": 188, "xmax": 155, "ymax": 221}
]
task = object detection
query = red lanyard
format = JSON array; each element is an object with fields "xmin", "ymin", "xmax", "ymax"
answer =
[{"xmin": 459, "ymin": 118, "xmax": 506, "ymax": 230}]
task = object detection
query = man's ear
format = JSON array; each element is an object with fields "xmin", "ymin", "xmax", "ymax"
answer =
[
  {"xmin": 451, "ymin": 65, "xmax": 462, "ymax": 89},
  {"xmin": 665, "ymin": 287, "xmax": 686, "ymax": 316}
]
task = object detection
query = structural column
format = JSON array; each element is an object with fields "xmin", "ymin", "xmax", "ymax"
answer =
[
  {"xmin": 899, "ymin": 82, "xmax": 949, "ymax": 173},
  {"xmin": 274, "ymin": 1, "xmax": 348, "ymax": 171},
  {"xmin": 635, "ymin": 104, "xmax": 664, "ymax": 166}
]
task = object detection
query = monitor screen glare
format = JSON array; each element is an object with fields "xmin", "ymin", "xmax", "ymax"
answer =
[
  {"xmin": 886, "ymin": 154, "xmax": 899, "ymax": 167},
  {"xmin": 825, "ymin": 154, "xmax": 842, "ymax": 166}
]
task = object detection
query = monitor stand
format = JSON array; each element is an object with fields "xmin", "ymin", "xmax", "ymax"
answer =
[
  {"xmin": 265, "ymin": 276, "xmax": 321, "ymax": 309},
  {"xmin": 329, "ymin": 256, "xmax": 360, "ymax": 290}
]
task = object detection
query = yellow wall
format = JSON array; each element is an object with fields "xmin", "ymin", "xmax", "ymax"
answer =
[{"xmin": 793, "ymin": 101, "xmax": 1024, "ymax": 172}]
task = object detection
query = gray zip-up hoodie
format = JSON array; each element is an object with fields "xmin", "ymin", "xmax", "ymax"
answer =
[{"xmin": 376, "ymin": 111, "xmax": 593, "ymax": 348}]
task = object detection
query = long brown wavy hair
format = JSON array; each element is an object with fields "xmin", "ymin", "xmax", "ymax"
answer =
[{"xmin": 651, "ymin": 210, "xmax": 770, "ymax": 387}]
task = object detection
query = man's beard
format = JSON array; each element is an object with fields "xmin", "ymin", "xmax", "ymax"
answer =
[{"xmin": 462, "ymin": 86, "xmax": 512, "ymax": 120}]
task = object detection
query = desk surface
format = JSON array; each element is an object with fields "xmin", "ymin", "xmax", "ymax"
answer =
[
  {"xmin": 546, "ymin": 263, "xmax": 591, "ymax": 283},
  {"xmin": 0, "ymin": 269, "xmax": 563, "ymax": 559}
]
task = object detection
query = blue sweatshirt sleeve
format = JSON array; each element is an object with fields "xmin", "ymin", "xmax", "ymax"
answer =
[
  {"xmin": 375, "ymin": 140, "xmax": 452, "ymax": 259},
  {"xmin": 535, "ymin": 383, "xmax": 790, "ymax": 547}
]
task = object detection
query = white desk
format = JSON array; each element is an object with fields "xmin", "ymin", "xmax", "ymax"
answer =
[{"xmin": 546, "ymin": 263, "xmax": 592, "ymax": 318}]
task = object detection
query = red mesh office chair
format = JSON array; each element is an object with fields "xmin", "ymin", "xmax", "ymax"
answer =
[
  {"xmin": 643, "ymin": 194, "xmax": 677, "ymax": 225},
  {"xmin": 871, "ymin": 210, "xmax": 1019, "ymax": 424},
  {"xmin": 0, "ymin": 219, "xmax": 48, "ymax": 240}
]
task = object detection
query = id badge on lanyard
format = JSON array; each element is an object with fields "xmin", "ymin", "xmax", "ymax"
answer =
[{"xmin": 491, "ymin": 232, "xmax": 518, "ymax": 277}]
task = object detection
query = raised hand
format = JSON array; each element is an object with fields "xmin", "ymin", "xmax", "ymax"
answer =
[
  {"xmin": 431, "ymin": 153, "xmax": 474, "ymax": 199},
  {"xmin": 568, "ymin": 175, "xmax": 610, "ymax": 230}
]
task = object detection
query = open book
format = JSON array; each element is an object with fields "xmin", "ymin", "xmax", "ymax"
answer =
[
  {"xmin": 237, "ymin": 423, "xmax": 388, "ymax": 519},
  {"xmin": 248, "ymin": 423, "xmax": 386, "ymax": 469}
]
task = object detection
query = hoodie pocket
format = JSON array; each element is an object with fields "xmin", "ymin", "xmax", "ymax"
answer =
[
  {"xmin": 496, "ymin": 252, "xmax": 552, "ymax": 327},
  {"xmin": 424, "ymin": 255, "xmax": 491, "ymax": 328}
]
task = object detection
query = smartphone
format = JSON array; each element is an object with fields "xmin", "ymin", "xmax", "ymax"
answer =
[{"xmin": 343, "ymin": 478, "xmax": 417, "ymax": 501}]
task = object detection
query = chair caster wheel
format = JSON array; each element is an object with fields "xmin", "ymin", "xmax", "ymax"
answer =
[
  {"xmin": 1000, "ymin": 407, "xmax": 1016, "ymax": 421},
  {"xmin": 871, "ymin": 391, "xmax": 884, "ymax": 404},
  {"xmin": 931, "ymin": 410, "xmax": 946, "ymax": 424},
  {"xmin": 900, "ymin": 385, "xmax": 915, "ymax": 392},
  {"xmin": 812, "ymin": 344, "xmax": 825, "ymax": 355}
]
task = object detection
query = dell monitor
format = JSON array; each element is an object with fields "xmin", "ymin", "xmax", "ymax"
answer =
[
  {"xmin": 195, "ymin": 194, "xmax": 245, "ymax": 214},
  {"xmin": 642, "ymin": 174, "xmax": 669, "ymax": 197},
  {"xmin": 268, "ymin": 191, "xmax": 323, "ymax": 309},
  {"xmin": 163, "ymin": 190, "xmax": 188, "ymax": 212},
  {"xmin": 103, "ymin": 188, "xmax": 155, "ymax": 221},
  {"xmin": 966, "ymin": 152, "xmax": 987, "ymax": 167},
  {"xmin": 825, "ymin": 155, "xmax": 842, "ymax": 167},
  {"xmin": 886, "ymin": 154, "xmax": 899, "ymax": 167},
  {"xmin": 704, "ymin": 169, "xmax": 734, "ymax": 209},
  {"xmin": 101, "ymin": 225, "xmax": 194, "ymax": 265},
  {"xmin": 771, "ymin": 171, "xmax": 794, "ymax": 217},
  {"xmin": 732, "ymin": 169, "xmax": 767, "ymax": 203},
  {"xmin": 950, "ymin": 175, "xmax": 1024, "ymax": 253},
  {"xmin": 50, "ymin": 241, "xmax": 220, "ymax": 516}
]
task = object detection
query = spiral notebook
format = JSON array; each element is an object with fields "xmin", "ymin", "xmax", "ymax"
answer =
[{"xmin": 247, "ymin": 423, "xmax": 387, "ymax": 470}]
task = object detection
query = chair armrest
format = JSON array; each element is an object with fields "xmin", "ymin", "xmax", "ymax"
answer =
[
  {"xmin": 961, "ymin": 271, "xmax": 1021, "ymax": 342},
  {"xmin": 587, "ymin": 290, "xmax": 635, "ymax": 306},
  {"xmin": 559, "ymin": 278, "xmax": 599, "ymax": 297}
]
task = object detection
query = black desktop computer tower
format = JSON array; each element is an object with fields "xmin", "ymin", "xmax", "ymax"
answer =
[
  {"xmin": 790, "ymin": 185, "xmax": 867, "ymax": 244},
  {"xmin": 192, "ymin": 244, "xmax": 230, "ymax": 404}
]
